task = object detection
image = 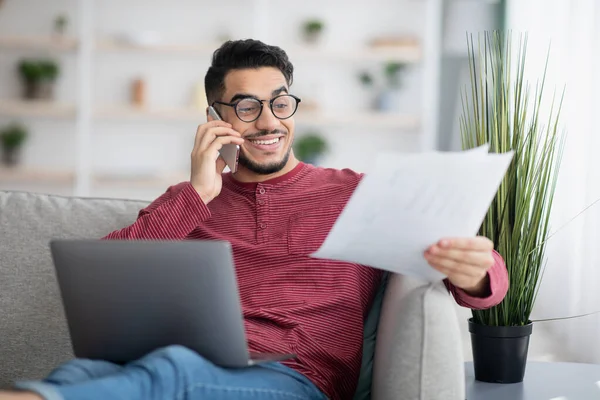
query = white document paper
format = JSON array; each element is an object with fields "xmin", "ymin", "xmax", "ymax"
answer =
[{"xmin": 310, "ymin": 145, "xmax": 513, "ymax": 281}]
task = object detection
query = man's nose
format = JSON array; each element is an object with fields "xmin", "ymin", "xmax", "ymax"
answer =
[{"xmin": 254, "ymin": 105, "xmax": 279, "ymax": 131}]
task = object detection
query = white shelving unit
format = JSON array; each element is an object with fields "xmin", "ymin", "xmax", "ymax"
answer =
[{"xmin": 0, "ymin": 0, "xmax": 444, "ymax": 199}]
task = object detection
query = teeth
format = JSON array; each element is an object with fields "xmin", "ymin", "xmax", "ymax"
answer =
[{"xmin": 251, "ymin": 138, "xmax": 280, "ymax": 145}]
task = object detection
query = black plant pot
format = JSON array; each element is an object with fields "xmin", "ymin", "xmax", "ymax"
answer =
[
  {"xmin": 469, "ymin": 318, "xmax": 533, "ymax": 383},
  {"xmin": 2, "ymin": 148, "xmax": 21, "ymax": 166},
  {"xmin": 22, "ymin": 81, "xmax": 54, "ymax": 100}
]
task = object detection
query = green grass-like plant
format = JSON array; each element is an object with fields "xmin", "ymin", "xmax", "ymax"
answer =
[{"xmin": 460, "ymin": 31, "xmax": 565, "ymax": 327}]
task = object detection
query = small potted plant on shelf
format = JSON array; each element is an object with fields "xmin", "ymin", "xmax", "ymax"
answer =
[
  {"xmin": 376, "ymin": 61, "xmax": 406, "ymax": 112},
  {"xmin": 18, "ymin": 59, "xmax": 60, "ymax": 100},
  {"xmin": 0, "ymin": 122, "xmax": 28, "ymax": 167},
  {"xmin": 460, "ymin": 31, "xmax": 564, "ymax": 384},
  {"xmin": 293, "ymin": 132, "xmax": 328, "ymax": 166},
  {"xmin": 358, "ymin": 70, "xmax": 378, "ymax": 110},
  {"xmin": 54, "ymin": 14, "xmax": 68, "ymax": 37},
  {"xmin": 302, "ymin": 19, "xmax": 324, "ymax": 44}
]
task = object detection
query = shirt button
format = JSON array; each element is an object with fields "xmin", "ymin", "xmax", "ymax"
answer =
[
  {"xmin": 259, "ymin": 188, "xmax": 266, "ymax": 195},
  {"xmin": 258, "ymin": 200, "xmax": 265, "ymax": 206},
  {"xmin": 259, "ymin": 223, "xmax": 267, "ymax": 229}
]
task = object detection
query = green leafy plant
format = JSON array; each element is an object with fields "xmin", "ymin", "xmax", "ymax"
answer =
[
  {"xmin": 294, "ymin": 133, "xmax": 328, "ymax": 163},
  {"xmin": 18, "ymin": 59, "xmax": 59, "ymax": 83},
  {"xmin": 303, "ymin": 19, "xmax": 324, "ymax": 35},
  {"xmin": 460, "ymin": 31, "xmax": 564, "ymax": 327},
  {"xmin": 359, "ymin": 71, "xmax": 374, "ymax": 86},
  {"xmin": 384, "ymin": 62, "xmax": 406, "ymax": 88},
  {"xmin": 39, "ymin": 61, "xmax": 59, "ymax": 81},
  {"xmin": 0, "ymin": 123, "xmax": 28, "ymax": 150},
  {"xmin": 54, "ymin": 14, "xmax": 68, "ymax": 34}
]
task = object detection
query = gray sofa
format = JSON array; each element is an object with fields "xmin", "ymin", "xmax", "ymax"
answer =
[{"xmin": 0, "ymin": 190, "xmax": 465, "ymax": 399}]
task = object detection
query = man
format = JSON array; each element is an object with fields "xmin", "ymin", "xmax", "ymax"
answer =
[{"xmin": 1, "ymin": 39, "xmax": 508, "ymax": 400}]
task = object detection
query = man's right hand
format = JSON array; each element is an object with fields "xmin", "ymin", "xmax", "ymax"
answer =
[{"xmin": 190, "ymin": 120, "xmax": 244, "ymax": 204}]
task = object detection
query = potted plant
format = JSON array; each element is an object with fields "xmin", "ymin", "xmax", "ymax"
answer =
[
  {"xmin": 358, "ymin": 70, "xmax": 377, "ymax": 110},
  {"xmin": 293, "ymin": 133, "xmax": 328, "ymax": 165},
  {"xmin": 376, "ymin": 61, "xmax": 406, "ymax": 112},
  {"xmin": 302, "ymin": 19, "xmax": 324, "ymax": 44},
  {"xmin": 0, "ymin": 123, "xmax": 28, "ymax": 167},
  {"xmin": 18, "ymin": 59, "xmax": 60, "ymax": 100},
  {"xmin": 460, "ymin": 31, "xmax": 564, "ymax": 383},
  {"xmin": 54, "ymin": 14, "xmax": 68, "ymax": 36},
  {"xmin": 358, "ymin": 71, "xmax": 374, "ymax": 86}
]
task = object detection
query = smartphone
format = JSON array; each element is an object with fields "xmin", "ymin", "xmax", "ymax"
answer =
[{"xmin": 208, "ymin": 106, "xmax": 240, "ymax": 174}]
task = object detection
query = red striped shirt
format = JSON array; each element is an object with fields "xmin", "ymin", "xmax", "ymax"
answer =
[{"xmin": 103, "ymin": 162, "xmax": 508, "ymax": 399}]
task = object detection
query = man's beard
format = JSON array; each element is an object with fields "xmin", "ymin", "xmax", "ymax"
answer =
[
  {"xmin": 238, "ymin": 131, "xmax": 293, "ymax": 175},
  {"xmin": 238, "ymin": 143, "xmax": 292, "ymax": 175}
]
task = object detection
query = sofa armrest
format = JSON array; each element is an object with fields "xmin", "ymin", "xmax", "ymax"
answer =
[{"xmin": 371, "ymin": 274, "xmax": 465, "ymax": 400}]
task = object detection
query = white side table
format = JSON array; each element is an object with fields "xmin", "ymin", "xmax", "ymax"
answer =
[{"xmin": 466, "ymin": 361, "xmax": 600, "ymax": 399}]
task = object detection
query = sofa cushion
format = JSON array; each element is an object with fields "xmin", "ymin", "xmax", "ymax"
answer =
[
  {"xmin": 0, "ymin": 190, "xmax": 149, "ymax": 387},
  {"xmin": 371, "ymin": 275, "xmax": 465, "ymax": 400}
]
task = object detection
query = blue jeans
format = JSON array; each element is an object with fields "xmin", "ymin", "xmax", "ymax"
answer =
[{"xmin": 15, "ymin": 345, "xmax": 327, "ymax": 400}]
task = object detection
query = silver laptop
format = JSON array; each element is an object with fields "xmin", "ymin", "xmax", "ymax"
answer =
[{"xmin": 49, "ymin": 239, "xmax": 296, "ymax": 367}]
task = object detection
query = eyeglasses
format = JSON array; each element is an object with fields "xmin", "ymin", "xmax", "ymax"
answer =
[{"xmin": 212, "ymin": 94, "xmax": 301, "ymax": 123}]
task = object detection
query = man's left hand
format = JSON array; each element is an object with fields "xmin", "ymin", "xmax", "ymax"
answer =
[{"xmin": 424, "ymin": 236, "xmax": 495, "ymax": 297}]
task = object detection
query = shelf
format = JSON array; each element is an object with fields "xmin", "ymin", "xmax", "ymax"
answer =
[
  {"xmin": 0, "ymin": 35, "xmax": 78, "ymax": 52},
  {"xmin": 0, "ymin": 102, "xmax": 418, "ymax": 129},
  {"xmin": 95, "ymin": 105, "xmax": 418, "ymax": 129},
  {"xmin": 95, "ymin": 105, "xmax": 205, "ymax": 122},
  {"xmin": 96, "ymin": 39, "xmax": 221, "ymax": 55},
  {"xmin": 287, "ymin": 45, "xmax": 422, "ymax": 63},
  {"xmin": 295, "ymin": 110, "xmax": 420, "ymax": 130},
  {"xmin": 0, "ymin": 35, "xmax": 420, "ymax": 63},
  {"xmin": 0, "ymin": 167, "xmax": 187, "ymax": 188},
  {"xmin": 93, "ymin": 171, "xmax": 189, "ymax": 188},
  {"xmin": 0, "ymin": 100, "xmax": 76, "ymax": 119},
  {"xmin": 95, "ymin": 38, "xmax": 420, "ymax": 63},
  {"xmin": 0, "ymin": 167, "xmax": 74, "ymax": 184}
]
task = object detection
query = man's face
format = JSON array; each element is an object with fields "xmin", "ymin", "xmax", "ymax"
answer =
[{"xmin": 217, "ymin": 67, "xmax": 296, "ymax": 175}]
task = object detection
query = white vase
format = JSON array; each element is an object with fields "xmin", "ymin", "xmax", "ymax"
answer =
[{"xmin": 376, "ymin": 89, "xmax": 402, "ymax": 113}]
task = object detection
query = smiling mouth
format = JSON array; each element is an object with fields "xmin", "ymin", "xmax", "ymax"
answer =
[{"xmin": 248, "ymin": 137, "xmax": 281, "ymax": 145}]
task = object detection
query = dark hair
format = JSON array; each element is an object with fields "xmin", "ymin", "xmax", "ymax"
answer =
[{"xmin": 204, "ymin": 39, "xmax": 294, "ymax": 105}]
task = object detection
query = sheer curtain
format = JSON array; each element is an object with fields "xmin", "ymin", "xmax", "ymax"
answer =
[{"xmin": 505, "ymin": 0, "xmax": 600, "ymax": 362}]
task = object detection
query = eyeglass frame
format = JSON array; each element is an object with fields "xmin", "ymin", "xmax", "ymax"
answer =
[{"xmin": 211, "ymin": 94, "xmax": 302, "ymax": 123}]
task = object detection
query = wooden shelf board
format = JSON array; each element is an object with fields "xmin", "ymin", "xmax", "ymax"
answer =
[
  {"xmin": 0, "ymin": 101, "xmax": 418, "ymax": 129},
  {"xmin": 288, "ymin": 45, "xmax": 422, "ymax": 63},
  {"xmin": 0, "ymin": 167, "xmax": 74, "ymax": 184},
  {"xmin": 95, "ymin": 105, "xmax": 419, "ymax": 129},
  {"xmin": 0, "ymin": 167, "xmax": 187, "ymax": 188},
  {"xmin": 93, "ymin": 172, "xmax": 188, "ymax": 188},
  {"xmin": 0, "ymin": 100, "xmax": 76, "ymax": 118},
  {"xmin": 95, "ymin": 38, "xmax": 421, "ymax": 62},
  {"xmin": 95, "ymin": 105, "xmax": 205, "ymax": 121},
  {"xmin": 294, "ymin": 110, "xmax": 420, "ymax": 130},
  {"xmin": 0, "ymin": 35, "xmax": 78, "ymax": 51},
  {"xmin": 96, "ymin": 39, "xmax": 221, "ymax": 54}
]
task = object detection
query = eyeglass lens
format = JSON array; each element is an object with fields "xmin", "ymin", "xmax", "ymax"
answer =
[{"xmin": 235, "ymin": 95, "xmax": 298, "ymax": 122}]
